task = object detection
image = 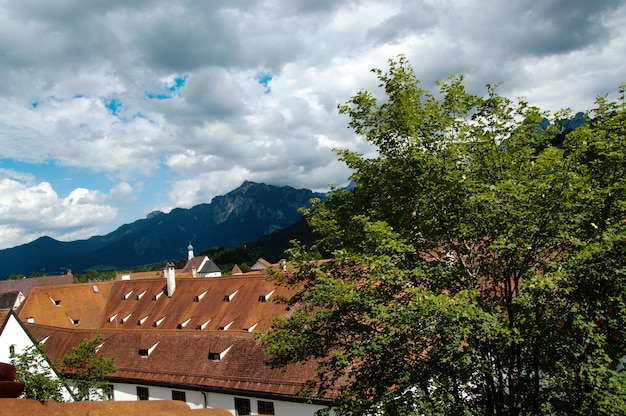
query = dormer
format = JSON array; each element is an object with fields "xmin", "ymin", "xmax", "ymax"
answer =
[
  {"xmin": 218, "ymin": 320, "xmax": 234, "ymax": 331},
  {"xmin": 136, "ymin": 290, "xmax": 147, "ymax": 300},
  {"xmin": 196, "ymin": 319, "xmax": 211, "ymax": 330},
  {"xmin": 258, "ymin": 289, "xmax": 275, "ymax": 303},
  {"xmin": 223, "ymin": 290, "xmax": 239, "ymax": 302},
  {"xmin": 194, "ymin": 291, "xmax": 208, "ymax": 302},
  {"xmin": 138, "ymin": 341, "xmax": 159, "ymax": 358},
  {"xmin": 177, "ymin": 318, "xmax": 192, "ymax": 329},
  {"xmin": 208, "ymin": 345, "xmax": 232, "ymax": 362}
]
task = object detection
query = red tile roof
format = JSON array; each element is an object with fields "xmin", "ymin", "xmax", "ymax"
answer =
[
  {"xmin": 0, "ymin": 398, "xmax": 231, "ymax": 415},
  {"xmin": 17, "ymin": 282, "xmax": 114, "ymax": 329},
  {"xmin": 98, "ymin": 275, "xmax": 292, "ymax": 332},
  {"xmin": 24, "ymin": 325, "xmax": 332, "ymax": 400}
]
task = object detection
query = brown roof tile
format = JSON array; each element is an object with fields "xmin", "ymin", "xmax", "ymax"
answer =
[
  {"xmin": 18, "ymin": 282, "xmax": 114, "ymax": 329},
  {"xmin": 24, "ymin": 325, "xmax": 331, "ymax": 400},
  {"xmin": 98, "ymin": 275, "xmax": 293, "ymax": 332},
  {"xmin": 0, "ymin": 398, "xmax": 231, "ymax": 415}
]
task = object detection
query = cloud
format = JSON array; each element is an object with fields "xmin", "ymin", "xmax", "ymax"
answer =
[
  {"xmin": 0, "ymin": 175, "xmax": 128, "ymax": 248},
  {"xmin": 0, "ymin": 0, "xmax": 624, "ymax": 248}
]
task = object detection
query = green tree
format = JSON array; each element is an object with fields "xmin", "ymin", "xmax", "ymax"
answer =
[
  {"xmin": 59, "ymin": 334, "xmax": 117, "ymax": 401},
  {"xmin": 8, "ymin": 273, "xmax": 25, "ymax": 280},
  {"xmin": 259, "ymin": 56, "xmax": 626, "ymax": 415},
  {"xmin": 11, "ymin": 344, "xmax": 67, "ymax": 403}
]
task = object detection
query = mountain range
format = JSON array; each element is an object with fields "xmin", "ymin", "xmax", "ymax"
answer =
[{"xmin": 0, "ymin": 181, "xmax": 324, "ymax": 279}]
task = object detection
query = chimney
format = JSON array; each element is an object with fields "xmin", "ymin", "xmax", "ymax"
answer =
[
  {"xmin": 192, "ymin": 267, "xmax": 197, "ymax": 278},
  {"xmin": 166, "ymin": 262, "xmax": 176, "ymax": 297}
]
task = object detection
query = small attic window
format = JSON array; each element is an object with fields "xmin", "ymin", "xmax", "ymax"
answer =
[
  {"xmin": 67, "ymin": 316, "xmax": 80, "ymax": 326},
  {"xmin": 123, "ymin": 290, "xmax": 133, "ymax": 300},
  {"xmin": 50, "ymin": 297, "xmax": 61, "ymax": 307},
  {"xmin": 138, "ymin": 341, "xmax": 159, "ymax": 358},
  {"xmin": 136, "ymin": 290, "xmax": 147, "ymax": 300},
  {"xmin": 196, "ymin": 319, "xmax": 211, "ymax": 330},
  {"xmin": 244, "ymin": 322, "xmax": 259, "ymax": 332},
  {"xmin": 218, "ymin": 320, "xmax": 234, "ymax": 331},
  {"xmin": 223, "ymin": 290, "xmax": 239, "ymax": 302},
  {"xmin": 40, "ymin": 336, "xmax": 50, "ymax": 344},
  {"xmin": 153, "ymin": 316, "xmax": 165, "ymax": 327},
  {"xmin": 120, "ymin": 313, "xmax": 132, "ymax": 324},
  {"xmin": 153, "ymin": 291, "xmax": 164, "ymax": 301},
  {"xmin": 177, "ymin": 318, "xmax": 191, "ymax": 329},
  {"xmin": 258, "ymin": 289, "xmax": 275, "ymax": 303},
  {"xmin": 194, "ymin": 290, "xmax": 208, "ymax": 302},
  {"xmin": 26, "ymin": 317, "xmax": 34, "ymax": 323},
  {"xmin": 108, "ymin": 313, "xmax": 118, "ymax": 323},
  {"xmin": 208, "ymin": 345, "xmax": 232, "ymax": 362},
  {"xmin": 137, "ymin": 316, "xmax": 149, "ymax": 326}
]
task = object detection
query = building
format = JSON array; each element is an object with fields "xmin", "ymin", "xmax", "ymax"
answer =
[{"xmin": 15, "ymin": 266, "xmax": 336, "ymax": 415}]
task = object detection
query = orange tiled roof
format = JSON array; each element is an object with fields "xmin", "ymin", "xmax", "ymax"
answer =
[
  {"xmin": 98, "ymin": 274, "xmax": 292, "ymax": 332},
  {"xmin": 17, "ymin": 282, "xmax": 114, "ymax": 329},
  {"xmin": 0, "ymin": 398, "xmax": 231, "ymax": 415},
  {"xmin": 24, "ymin": 324, "xmax": 334, "ymax": 400}
]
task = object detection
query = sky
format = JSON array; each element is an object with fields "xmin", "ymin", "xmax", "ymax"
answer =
[{"xmin": 0, "ymin": 0, "xmax": 624, "ymax": 250}]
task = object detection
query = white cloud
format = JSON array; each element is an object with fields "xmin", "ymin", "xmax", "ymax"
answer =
[
  {"xmin": 0, "ymin": 0, "xmax": 624, "ymax": 248},
  {"xmin": 0, "ymin": 176, "xmax": 128, "ymax": 248}
]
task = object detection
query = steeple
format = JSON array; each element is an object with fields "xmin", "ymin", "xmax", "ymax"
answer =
[{"xmin": 187, "ymin": 241, "xmax": 194, "ymax": 260}]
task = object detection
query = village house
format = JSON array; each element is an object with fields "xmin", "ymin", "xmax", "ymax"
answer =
[{"xmin": 11, "ymin": 255, "xmax": 336, "ymax": 416}]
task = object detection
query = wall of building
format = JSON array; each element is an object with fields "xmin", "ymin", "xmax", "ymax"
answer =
[{"xmin": 109, "ymin": 381, "xmax": 331, "ymax": 415}]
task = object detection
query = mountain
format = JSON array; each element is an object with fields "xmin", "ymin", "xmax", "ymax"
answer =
[{"xmin": 0, "ymin": 181, "xmax": 324, "ymax": 279}]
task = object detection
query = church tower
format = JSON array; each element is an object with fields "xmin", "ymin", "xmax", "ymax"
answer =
[{"xmin": 187, "ymin": 241, "xmax": 194, "ymax": 260}]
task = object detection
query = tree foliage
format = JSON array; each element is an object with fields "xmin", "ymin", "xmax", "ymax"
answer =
[
  {"xmin": 11, "ymin": 344, "xmax": 66, "ymax": 403},
  {"xmin": 259, "ymin": 56, "xmax": 626, "ymax": 415},
  {"xmin": 59, "ymin": 334, "xmax": 117, "ymax": 401}
]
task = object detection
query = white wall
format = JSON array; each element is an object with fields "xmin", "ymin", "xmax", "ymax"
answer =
[
  {"xmin": 0, "ymin": 312, "xmax": 73, "ymax": 401},
  {"xmin": 109, "ymin": 381, "xmax": 331, "ymax": 415},
  {"xmin": 0, "ymin": 313, "xmax": 33, "ymax": 364}
]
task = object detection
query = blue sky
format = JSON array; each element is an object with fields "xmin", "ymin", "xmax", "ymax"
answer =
[{"xmin": 0, "ymin": 0, "xmax": 624, "ymax": 249}]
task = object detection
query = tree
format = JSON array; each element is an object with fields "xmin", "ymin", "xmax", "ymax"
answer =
[
  {"xmin": 11, "ymin": 344, "xmax": 66, "ymax": 403},
  {"xmin": 59, "ymin": 334, "xmax": 117, "ymax": 401},
  {"xmin": 259, "ymin": 56, "xmax": 626, "ymax": 415}
]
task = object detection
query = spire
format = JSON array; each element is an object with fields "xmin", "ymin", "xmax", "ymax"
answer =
[{"xmin": 187, "ymin": 241, "xmax": 194, "ymax": 260}]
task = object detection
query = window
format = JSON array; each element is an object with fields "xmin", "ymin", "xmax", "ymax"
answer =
[
  {"xmin": 136, "ymin": 386, "xmax": 149, "ymax": 400},
  {"xmin": 257, "ymin": 400, "xmax": 275, "ymax": 415},
  {"xmin": 105, "ymin": 385, "xmax": 114, "ymax": 401},
  {"xmin": 172, "ymin": 390, "xmax": 186, "ymax": 401},
  {"xmin": 234, "ymin": 397, "xmax": 251, "ymax": 415},
  {"xmin": 9, "ymin": 344, "xmax": 15, "ymax": 356}
]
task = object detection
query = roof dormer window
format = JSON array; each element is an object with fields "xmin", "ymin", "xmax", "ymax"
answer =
[
  {"xmin": 218, "ymin": 320, "xmax": 234, "ymax": 331},
  {"xmin": 108, "ymin": 313, "xmax": 118, "ymax": 323},
  {"xmin": 208, "ymin": 345, "xmax": 232, "ymax": 362},
  {"xmin": 120, "ymin": 313, "xmax": 132, "ymax": 324},
  {"xmin": 194, "ymin": 291, "xmax": 208, "ymax": 302},
  {"xmin": 244, "ymin": 322, "xmax": 259, "ymax": 332},
  {"xmin": 138, "ymin": 341, "xmax": 159, "ymax": 358},
  {"xmin": 50, "ymin": 297, "xmax": 61, "ymax": 307},
  {"xmin": 258, "ymin": 289, "xmax": 275, "ymax": 303},
  {"xmin": 153, "ymin": 316, "xmax": 165, "ymax": 327},
  {"xmin": 137, "ymin": 316, "xmax": 149, "ymax": 326},
  {"xmin": 123, "ymin": 290, "xmax": 133, "ymax": 300},
  {"xmin": 196, "ymin": 319, "xmax": 211, "ymax": 330},
  {"xmin": 223, "ymin": 290, "xmax": 239, "ymax": 302},
  {"xmin": 177, "ymin": 318, "xmax": 191, "ymax": 329},
  {"xmin": 136, "ymin": 290, "xmax": 147, "ymax": 300},
  {"xmin": 153, "ymin": 291, "xmax": 164, "ymax": 301}
]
